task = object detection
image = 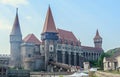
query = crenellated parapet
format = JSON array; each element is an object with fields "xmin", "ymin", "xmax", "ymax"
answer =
[{"xmin": 0, "ymin": 54, "xmax": 10, "ymax": 66}]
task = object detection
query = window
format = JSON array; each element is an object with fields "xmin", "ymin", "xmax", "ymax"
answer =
[
  {"xmin": 58, "ymin": 45, "xmax": 61, "ymax": 49},
  {"xmin": 42, "ymin": 47, "xmax": 44, "ymax": 51},
  {"xmin": 51, "ymin": 47, "xmax": 52, "ymax": 50},
  {"xmin": 49, "ymin": 45, "xmax": 54, "ymax": 52},
  {"xmin": 108, "ymin": 62, "xmax": 110, "ymax": 67},
  {"xmin": 28, "ymin": 54, "xmax": 31, "ymax": 57}
]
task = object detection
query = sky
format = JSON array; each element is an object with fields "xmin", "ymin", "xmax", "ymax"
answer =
[{"xmin": 0, "ymin": 0, "xmax": 120, "ymax": 54}]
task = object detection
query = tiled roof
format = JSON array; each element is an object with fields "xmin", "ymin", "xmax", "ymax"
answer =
[
  {"xmin": 10, "ymin": 8, "xmax": 22, "ymax": 35},
  {"xmin": 57, "ymin": 28, "xmax": 80, "ymax": 45},
  {"xmin": 81, "ymin": 46, "xmax": 103, "ymax": 51},
  {"xmin": 94, "ymin": 29, "xmax": 102, "ymax": 40},
  {"xmin": 105, "ymin": 57, "xmax": 117, "ymax": 62},
  {"xmin": 42, "ymin": 6, "xmax": 57, "ymax": 33},
  {"xmin": 23, "ymin": 34, "xmax": 41, "ymax": 45},
  {"xmin": 105, "ymin": 51, "xmax": 120, "ymax": 62}
]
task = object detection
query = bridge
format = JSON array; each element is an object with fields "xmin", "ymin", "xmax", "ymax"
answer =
[{"xmin": 49, "ymin": 61, "xmax": 80, "ymax": 72}]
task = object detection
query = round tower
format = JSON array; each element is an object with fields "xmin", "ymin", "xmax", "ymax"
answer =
[
  {"xmin": 10, "ymin": 8, "xmax": 22, "ymax": 68},
  {"xmin": 93, "ymin": 29, "xmax": 102, "ymax": 48},
  {"xmin": 41, "ymin": 6, "xmax": 58, "ymax": 71}
]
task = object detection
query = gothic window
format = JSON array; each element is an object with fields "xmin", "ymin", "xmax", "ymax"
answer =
[
  {"xmin": 89, "ymin": 53, "xmax": 90, "ymax": 56},
  {"xmin": 86, "ymin": 53, "xmax": 88, "ymax": 56},
  {"xmin": 58, "ymin": 45, "xmax": 61, "ymax": 49},
  {"xmin": 28, "ymin": 54, "xmax": 31, "ymax": 57},
  {"xmin": 42, "ymin": 47, "xmax": 44, "ymax": 51},
  {"xmin": 51, "ymin": 47, "xmax": 52, "ymax": 50},
  {"xmin": 49, "ymin": 45, "xmax": 54, "ymax": 52},
  {"xmin": 83, "ymin": 52, "xmax": 85, "ymax": 56}
]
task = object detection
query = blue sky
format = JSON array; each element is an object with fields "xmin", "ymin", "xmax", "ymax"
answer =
[{"xmin": 0, "ymin": 0, "xmax": 120, "ymax": 54}]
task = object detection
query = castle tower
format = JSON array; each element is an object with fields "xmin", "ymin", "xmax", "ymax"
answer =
[
  {"xmin": 10, "ymin": 8, "xmax": 22, "ymax": 68},
  {"xmin": 41, "ymin": 6, "xmax": 58, "ymax": 71},
  {"xmin": 94, "ymin": 30, "xmax": 102, "ymax": 48}
]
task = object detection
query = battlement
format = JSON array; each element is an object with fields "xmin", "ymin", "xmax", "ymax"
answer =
[{"xmin": 0, "ymin": 54, "xmax": 10, "ymax": 58}]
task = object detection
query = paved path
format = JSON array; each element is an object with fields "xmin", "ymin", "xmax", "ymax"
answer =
[{"xmin": 95, "ymin": 71, "xmax": 120, "ymax": 77}]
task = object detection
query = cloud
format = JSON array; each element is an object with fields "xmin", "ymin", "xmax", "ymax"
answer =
[
  {"xmin": 0, "ymin": 20, "xmax": 11, "ymax": 30},
  {"xmin": 0, "ymin": 0, "xmax": 29, "ymax": 7},
  {"xmin": 25, "ymin": 16, "xmax": 32, "ymax": 20}
]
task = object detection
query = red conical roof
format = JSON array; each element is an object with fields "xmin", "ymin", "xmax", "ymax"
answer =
[
  {"xmin": 23, "ymin": 34, "xmax": 41, "ymax": 45},
  {"xmin": 42, "ymin": 6, "xmax": 57, "ymax": 33},
  {"xmin": 94, "ymin": 29, "xmax": 102, "ymax": 40},
  {"xmin": 10, "ymin": 8, "xmax": 22, "ymax": 35}
]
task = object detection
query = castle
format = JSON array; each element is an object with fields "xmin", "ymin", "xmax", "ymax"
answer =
[{"xmin": 9, "ymin": 7, "xmax": 103, "ymax": 71}]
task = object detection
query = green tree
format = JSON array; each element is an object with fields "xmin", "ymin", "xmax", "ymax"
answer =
[
  {"xmin": 89, "ymin": 60, "xmax": 98, "ymax": 67},
  {"xmin": 98, "ymin": 47, "xmax": 120, "ymax": 70},
  {"xmin": 98, "ymin": 52, "xmax": 111, "ymax": 70}
]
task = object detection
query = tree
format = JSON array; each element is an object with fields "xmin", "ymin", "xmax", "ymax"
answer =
[{"xmin": 98, "ymin": 52, "xmax": 111, "ymax": 70}]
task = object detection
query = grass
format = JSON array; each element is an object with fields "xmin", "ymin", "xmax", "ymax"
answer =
[
  {"xmin": 104, "ymin": 70, "xmax": 120, "ymax": 74},
  {"xmin": 92, "ymin": 76, "xmax": 98, "ymax": 77},
  {"xmin": 98, "ymin": 70, "xmax": 120, "ymax": 74}
]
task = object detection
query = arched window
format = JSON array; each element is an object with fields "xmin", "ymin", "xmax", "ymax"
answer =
[
  {"xmin": 83, "ymin": 52, "xmax": 85, "ymax": 56},
  {"xmin": 86, "ymin": 52, "xmax": 88, "ymax": 56},
  {"xmin": 89, "ymin": 53, "xmax": 90, "ymax": 56}
]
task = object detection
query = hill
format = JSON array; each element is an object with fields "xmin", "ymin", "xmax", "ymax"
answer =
[{"xmin": 106, "ymin": 47, "xmax": 120, "ymax": 57}]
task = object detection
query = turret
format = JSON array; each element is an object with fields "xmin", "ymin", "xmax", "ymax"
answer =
[
  {"xmin": 10, "ymin": 8, "xmax": 22, "ymax": 68},
  {"xmin": 94, "ymin": 29, "xmax": 102, "ymax": 48},
  {"xmin": 41, "ymin": 6, "xmax": 58, "ymax": 71},
  {"xmin": 41, "ymin": 6, "xmax": 58, "ymax": 40}
]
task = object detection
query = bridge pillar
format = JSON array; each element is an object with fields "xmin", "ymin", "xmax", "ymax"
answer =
[
  {"xmin": 79, "ymin": 53, "xmax": 81, "ymax": 66},
  {"xmin": 62, "ymin": 51, "xmax": 65, "ymax": 63},
  {"xmin": 74, "ymin": 52, "xmax": 76, "ymax": 66},
  {"xmin": 68, "ymin": 52, "xmax": 71, "ymax": 65}
]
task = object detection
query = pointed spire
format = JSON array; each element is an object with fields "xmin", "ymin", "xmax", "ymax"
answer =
[
  {"xmin": 10, "ymin": 8, "xmax": 22, "ymax": 35},
  {"xmin": 96, "ymin": 29, "xmax": 99, "ymax": 36},
  {"xmin": 42, "ymin": 6, "xmax": 57, "ymax": 33},
  {"xmin": 16, "ymin": 8, "xmax": 18, "ymax": 14},
  {"xmin": 94, "ymin": 29, "xmax": 102, "ymax": 40}
]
